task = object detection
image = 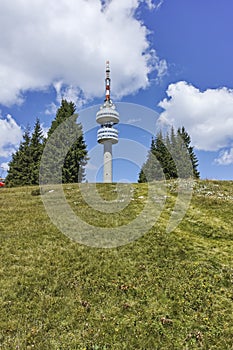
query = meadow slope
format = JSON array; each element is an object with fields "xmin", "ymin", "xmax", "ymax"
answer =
[{"xmin": 0, "ymin": 180, "xmax": 232, "ymax": 349}]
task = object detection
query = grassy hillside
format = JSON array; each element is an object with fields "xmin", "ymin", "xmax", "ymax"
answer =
[{"xmin": 0, "ymin": 180, "xmax": 232, "ymax": 349}]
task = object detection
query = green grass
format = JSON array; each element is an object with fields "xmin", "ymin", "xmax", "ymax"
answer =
[{"xmin": 0, "ymin": 180, "xmax": 232, "ymax": 349}]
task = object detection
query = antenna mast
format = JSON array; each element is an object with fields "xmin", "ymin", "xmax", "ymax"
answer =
[{"xmin": 105, "ymin": 60, "xmax": 111, "ymax": 102}]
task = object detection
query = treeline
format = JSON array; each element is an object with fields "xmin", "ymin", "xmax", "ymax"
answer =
[
  {"xmin": 6, "ymin": 99, "xmax": 199, "ymax": 186},
  {"xmin": 138, "ymin": 126, "xmax": 200, "ymax": 182},
  {"xmin": 5, "ymin": 100, "xmax": 88, "ymax": 187}
]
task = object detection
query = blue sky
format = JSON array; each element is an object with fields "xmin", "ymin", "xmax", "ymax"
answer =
[{"xmin": 0, "ymin": 0, "xmax": 233, "ymax": 181}]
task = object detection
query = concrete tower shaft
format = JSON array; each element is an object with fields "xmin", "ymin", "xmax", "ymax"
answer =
[
  {"xmin": 103, "ymin": 141, "xmax": 112, "ymax": 183},
  {"xmin": 96, "ymin": 61, "xmax": 120, "ymax": 183}
]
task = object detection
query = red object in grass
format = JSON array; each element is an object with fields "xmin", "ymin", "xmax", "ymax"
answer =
[{"xmin": 0, "ymin": 181, "xmax": 5, "ymax": 187}]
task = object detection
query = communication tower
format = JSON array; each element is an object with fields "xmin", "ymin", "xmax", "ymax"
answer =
[{"xmin": 96, "ymin": 61, "xmax": 119, "ymax": 182}]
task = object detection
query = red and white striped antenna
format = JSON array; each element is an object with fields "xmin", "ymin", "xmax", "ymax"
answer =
[{"xmin": 105, "ymin": 60, "xmax": 111, "ymax": 102}]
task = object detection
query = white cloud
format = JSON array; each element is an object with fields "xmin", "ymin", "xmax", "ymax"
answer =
[
  {"xmin": 0, "ymin": 115, "xmax": 23, "ymax": 157},
  {"xmin": 41, "ymin": 123, "xmax": 49, "ymax": 138},
  {"xmin": 146, "ymin": 49, "xmax": 168, "ymax": 84},
  {"xmin": 215, "ymin": 147, "xmax": 233, "ymax": 165},
  {"xmin": 45, "ymin": 80, "xmax": 88, "ymax": 115},
  {"xmin": 142, "ymin": 0, "xmax": 164, "ymax": 10},
  {"xmin": 155, "ymin": 58, "xmax": 168, "ymax": 82},
  {"xmin": 45, "ymin": 102, "xmax": 59, "ymax": 116},
  {"xmin": 0, "ymin": 162, "xmax": 9, "ymax": 176},
  {"xmin": 158, "ymin": 81, "xmax": 233, "ymax": 151},
  {"xmin": 0, "ymin": 162, "xmax": 9, "ymax": 171},
  {"xmin": 144, "ymin": 0, "xmax": 156, "ymax": 10},
  {"xmin": 54, "ymin": 81, "xmax": 88, "ymax": 108},
  {"xmin": 126, "ymin": 118, "xmax": 142, "ymax": 123},
  {"xmin": 0, "ymin": 0, "xmax": 166, "ymax": 106}
]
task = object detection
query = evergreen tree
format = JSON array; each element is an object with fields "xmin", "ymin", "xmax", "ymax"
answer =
[
  {"xmin": 164, "ymin": 128, "xmax": 178, "ymax": 179},
  {"xmin": 154, "ymin": 131, "xmax": 174, "ymax": 180},
  {"xmin": 30, "ymin": 118, "xmax": 45, "ymax": 184},
  {"xmin": 47, "ymin": 100, "xmax": 76, "ymax": 137},
  {"xmin": 6, "ymin": 119, "xmax": 45, "ymax": 187},
  {"xmin": 138, "ymin": 137, "xmax": 164, "ymax": 182},
  {"xmin": 138, "ymin": 167, "xmax": 147, "ymax": 183},
  {"xmin": 45, "ymin": 99, "xmax": 88, "ymax": 183},
  {"xmin": 177, "ymin": 127, "xmax": 200, "ymax": 178},
  {"xmin": 5, "ymin": 127, "xmax": 32, "ymax": 187},
  {"xmin": 138, "ymin": 126, "xmax": 200, "ymax": 182}
]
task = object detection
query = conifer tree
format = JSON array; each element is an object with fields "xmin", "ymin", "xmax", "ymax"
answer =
[
  {"xmin": 177, "ymin": 127, "xmax": 200, "ymax": 178},
  {"xmin": 138, "ymin": 166, "xmax": 147, "ymax": 183},
  {"xmin": 154, "ymin": 131, "xmax": 173, "ymax": 180},
  {"xmin": 138, "ymin": 126, "xmax": 200, "ymax": 182},
  {"xmin": 6, "ymin": 119, "xmax": 45, "ymax": 187},
  {"xmin": 138, "ymin": 138, "xmax": 154, "ymax": 182},
  {"xmin": 47, "ymin": 100, "xmax": 76, "ymax": 137},
  {"xmin": 45, "ymin": 99, "xmax": 88, "ymax": 183},
  {"xmin": 30, "ymin": 118, "xmax": 45, "ymax": 184},
  {"xmin": 138, "ymin": 137, "xmax": 163, "ymax": 182},
  {"xmin": 164, "ymin": 128, "xmax": 178, "ymax": 179},
  {"xmin": 5, "ymin": 127, "xmax": 32, "ymax": 186}
]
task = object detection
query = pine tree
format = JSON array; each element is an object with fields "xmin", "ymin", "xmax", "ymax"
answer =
[
  {"xmin": 5, "ymin": 127, "xmax": 32, "ymax": 187},
  {"xmin": 44, "ymin": 99, "xmax": 88, "ymax": 183},
  {"xmin": 154, "ymin": 131, "xmax": 173, "ymax": 180},
  {"xmin": 138, "ymin": 137, "xmax": 164, "ymax": 182},
  {"xmin": 138, "ymin": 167, "xmax": 147, "ymax": 183},
  {"xmin": 138, "ymin": 126, "xmax": 200, "ymax": 182},
  {"xmin": 5, "ymin": 101, "xmax": 88, "ymax": 187},
  {"xmin": 30, "ymin": 118, "xmax": 45, "ymax": 185},
  {"xmin": 177, "ymin": 127, "xmax": 200, "ymax": 178},
  {"xmin": 47, "ymin": 100, "xmax": 76, "ymax": 137},
  {"xmin": 165, "ymin": 128, "xmax": 178, "ymax": 179},
  {"xmin": 5, "ymin": 120, "xmax": 45, "ymax": 187}
]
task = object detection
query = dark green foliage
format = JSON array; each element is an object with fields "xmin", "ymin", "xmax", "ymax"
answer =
[
  {"xmin": 62, "ymin": 131, "xmax": 87, "ymax": 183},
  {"xmin": 45, "ymin": 100, "xmax": 88, "ymax": 184},
  {"xmin": 6, "ymin": 120, "xmax": 45, "ymax": 187},
  {"xmin": 155, "ymin": 131, "xmax": 177, "ymax": 180},
  {"xmin": 138, "ymin": 138, "xmax": 164, "ymax": 182},
  {"xmin": 47, "ymin": 99, "xmax": 76, "ymax": 138},
  {"xmin": 30, "ymin": 118, "xmax": 45, "ymax": 185},
  {"xmin": 6, "ymin": 100, "xmax": 88, "ymax": 187},
  {"xmin": 5, "ymin": 127, "xmax": 32, "ymax": 187},
  {"xmin": 165, "ymin": 126, "xmax": 179, "ymax": 179},
  {"xmin": 178, "ymin": 127, "xmax": 200, "ymax": 179},
  {"xmin": 138, "ymin": 126, "xmax": 200, "ymax": 182}
]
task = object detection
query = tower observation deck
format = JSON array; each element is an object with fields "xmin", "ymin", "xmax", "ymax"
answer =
[{"xmin": 96, "ymin": 61, "xmax": 119, "ymax": 182}]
